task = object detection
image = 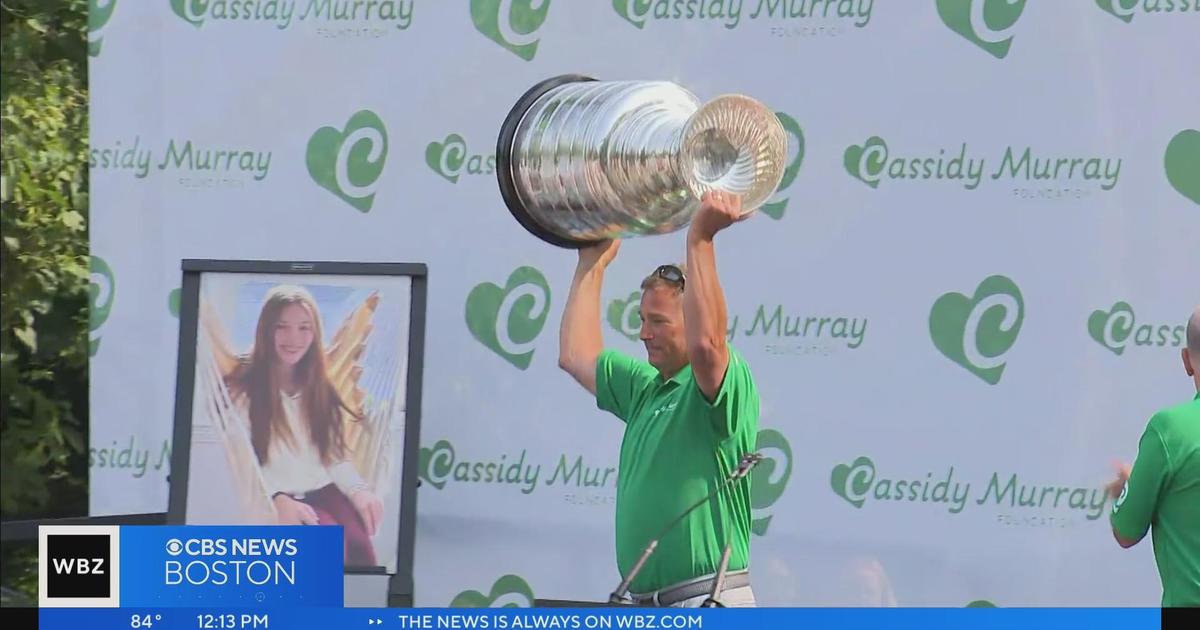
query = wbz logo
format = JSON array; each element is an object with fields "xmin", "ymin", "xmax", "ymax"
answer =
[
  {"xmin": 39, "ymin": 525, "xmax": 121, "ymax": 607},
  {"xmin": 53, "ymin": 554, "xmax": 105, "ymax": 576}
]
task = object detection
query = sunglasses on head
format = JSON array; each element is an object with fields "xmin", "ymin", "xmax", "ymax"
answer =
[{"xmin": 654, "ymin": 264, "xmax": 685, "ymax": 291}]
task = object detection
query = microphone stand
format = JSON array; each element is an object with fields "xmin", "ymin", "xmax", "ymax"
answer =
[
  {"xmin": 699, "ymin": 537, "xmax": 733, "ymax": 608},
  {"xmin": 608, "ymin": 452, "xmax": 763, "ymax": 605}
]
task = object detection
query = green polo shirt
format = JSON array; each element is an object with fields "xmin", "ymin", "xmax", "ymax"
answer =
[
  {"xmin": 1110, "ymin": 392, "xmax": 1200, "ymax": 607},
  {"xmin": 595, "ymin": 346, "xmax": 759, "ymax": 593}
]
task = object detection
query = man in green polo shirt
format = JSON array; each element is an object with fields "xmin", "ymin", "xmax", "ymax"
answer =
[
  {"xmin": 1106, "ymin": 305, "xmax": 1200, "ymax": 607},
  {"xmin": 557, "ymin": 191, "xmax": 759, "ymax": 608}
]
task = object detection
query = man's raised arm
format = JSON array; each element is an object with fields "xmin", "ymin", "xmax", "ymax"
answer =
[
  {"xmin": 558, "ymin": 240, "xmax": 621, "ymax": 395},
  {"xmin": 684, "ymin": 192, "xmax": 747, "ymax": 401}
]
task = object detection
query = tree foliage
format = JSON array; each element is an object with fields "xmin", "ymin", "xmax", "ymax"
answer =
[
  {"xmin": 1, "ymin": 0, "xmax": 91, "ymax": 606},
  {"xmin": 1, "ymin": 0, "xmax": 90, "ymax": 519}
]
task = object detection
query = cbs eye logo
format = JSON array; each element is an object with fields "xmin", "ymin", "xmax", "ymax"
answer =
[
  {"xmin": 162, "ymin": 537, "xmax": 229, "ymax": 556},
  {"xmin": 38, "ymin": 526, "xmax": 122, "ymax": 608}
]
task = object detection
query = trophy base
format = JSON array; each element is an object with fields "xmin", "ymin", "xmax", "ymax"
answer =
[{"xmin": 496, "ymin": 73, "xmax": 600, "ymax": 250}]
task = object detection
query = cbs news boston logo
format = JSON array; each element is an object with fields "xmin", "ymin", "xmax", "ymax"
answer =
[
  {"xmin": 38, "ymin": 525, "xmax": 343, "ymax": 608},
  {"xmin": 38, "ymin": 525, "xmax": 122, "ymax": 608}
]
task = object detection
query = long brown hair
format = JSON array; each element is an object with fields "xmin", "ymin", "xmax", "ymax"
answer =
[{"xmin": 226, "ymin": 285, "xmax": 358, "ymax": 465}]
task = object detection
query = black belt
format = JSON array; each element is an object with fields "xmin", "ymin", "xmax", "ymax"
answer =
[{"xmin": 629, "ymin": 570, "xmax": 750, "ymax": 607}]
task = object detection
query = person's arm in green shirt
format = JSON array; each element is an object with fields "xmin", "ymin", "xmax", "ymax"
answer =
[
  {"xmin": 683, "ymin": 192, "xmax": 745, "ymax": 402},
  {"xmin": 1109, "ymin": 422, "xmax": 1170, "ymax": 548},
  {"xmin": 683, "ymin": 193, "xmax": 759, "ymax": 440},
  {"xmin": 558, "ymin": 241, "xmax": 620, "ymax": 395}
]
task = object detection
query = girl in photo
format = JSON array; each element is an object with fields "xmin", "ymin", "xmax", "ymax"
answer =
[{"xmin": 225, "ymin": 284, "xmax": 383, "ymax": 566}]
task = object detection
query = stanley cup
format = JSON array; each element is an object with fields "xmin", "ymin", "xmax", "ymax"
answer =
[{"xmin": 496, "ymin": 74, "xmax": 788, "ymax": 248}]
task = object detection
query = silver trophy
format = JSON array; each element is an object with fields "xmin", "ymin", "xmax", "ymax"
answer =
[{"xmin": 496, "ymin": 74, "xmax": 788, "ymax": 248}]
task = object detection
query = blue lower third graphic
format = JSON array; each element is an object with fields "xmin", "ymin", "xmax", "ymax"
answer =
[{"xmin": 119, "ymin": 526, "xmax": 344, "ymax": 608}]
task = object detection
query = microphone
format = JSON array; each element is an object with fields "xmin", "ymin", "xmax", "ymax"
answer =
[{"xmin": 608, "ymin": 452, "xmax": 764, "ymax": 605}]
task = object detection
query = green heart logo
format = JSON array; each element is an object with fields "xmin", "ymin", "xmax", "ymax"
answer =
[
  {"xmin": 450, "ymin": 574, "xmax": 535, "ymax": 608},
  {"xmin": 465, "ymin": 266, "xmax": 551, "ymax": 370},
  {"xmin": 471, "ymin": 0, "xmax": 553, "ymax": 61},
  {"xmin": 613, "ymin": 0, "xmax": 653, "ymax": 29},
  {"xmin": 89, "ymin": 256, "xmax": 116, "ymax": 357},
  {"xmin": 417, "ymin": 440, "xmax": 455, "ymax": 490},
  {"xmin": 1164, "ymin": 129, "xmax": 1200, "ymax": 206},
  {"xmin": 170, "ymin": 0, "xmax": 207, "ymax": 28},
  {"xmin": 1087, "ymin": 301, "xmax": 1135, "ymax": 356},
  {"xmin": 936, "ymin": 0, "xmax": 1027, "ymax": 59},
  {"xmin": 426, "ymin": 134, "xmax": 468, "ymax": 184},
  {"xmin": 1095, "ymin": 0, "xmax": 1137, "ymax": 23},
  {"xmin": 606, "ymin": 290, "xmax": 642, "ymax": 342},
  {"xmin": 760, "ymin": 112, "xmax": 806, "ymax": 220},
  {"xmin": 843, "ymin": 136, "xmax": 887, "ymax": 189},
  {"xmin": 751, "ymin": 429, "xmax": 794, "ymax": 536},
  {"xmin": 168, "ymin": 288, "xmax": 181, "ymax": 318},
  {"xmin": 831, "ymin": 456, "xmax": 875, "ymax": 509},
  {"xmin": 306, "ymin": 110, "xmax": 388, "ymax": 213},
  {"xmin": 88, "ymin": 0, "xmax": 119, "ymax": 56},
  {"xmin": 929, "ymin": 275, "xmax": 1024, "ymax": 385}
]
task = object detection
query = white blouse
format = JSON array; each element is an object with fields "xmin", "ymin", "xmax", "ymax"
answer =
[{"xmin": 250, "ymin": 391, "xmax": 367, "ymax": 498}]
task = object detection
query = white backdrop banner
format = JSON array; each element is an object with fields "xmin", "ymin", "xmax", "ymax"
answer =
[{"xmin": 87, "ymin": 0, "xmax": 1200, "ymax": 607}]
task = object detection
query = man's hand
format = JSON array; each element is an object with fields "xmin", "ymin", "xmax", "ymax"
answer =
[
  {"xmin": 689, "ymin": 191, "xmax": 753, "ymax": 242},
  {"xmin": 578, "ymin": 239, "xmax": 620, "ymax": 271},
  {"xmin": 1106, "ymin": 461, "xmax": 1132, "ymax": 499}
]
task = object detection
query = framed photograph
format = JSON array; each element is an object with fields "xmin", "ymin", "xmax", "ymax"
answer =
[{"xmin": 167, "ymin": 260, "xmax": 426, "ymax": 605}]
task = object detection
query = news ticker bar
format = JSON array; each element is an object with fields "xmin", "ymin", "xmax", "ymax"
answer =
[{"xmin": 32, "ymin": 607, "xmax": 1165, "ymax": 630}]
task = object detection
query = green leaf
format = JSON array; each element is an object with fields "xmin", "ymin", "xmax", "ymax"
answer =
[
  {"xmin": 61, "ymin": 209, "xmax": 83, "ymax": 229},
  {"xmin": 62, "ymin": 427, "xmax": 84, "ymax": 452},
  {"xmin": 13, "ymin": 326, "xmax": 37, "ymax": 353}
]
